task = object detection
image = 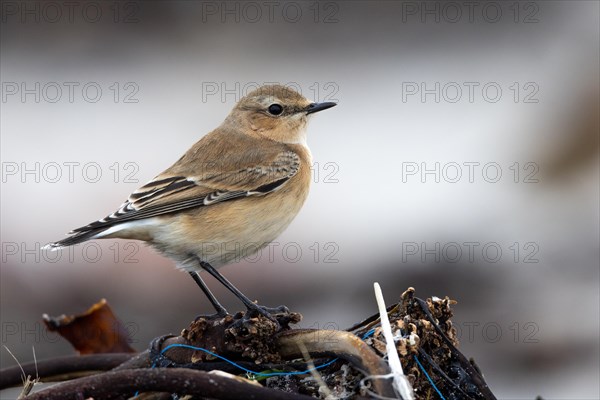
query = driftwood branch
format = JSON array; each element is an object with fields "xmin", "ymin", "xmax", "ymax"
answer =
[
  {"xmin": 0, "ymin": 353, "xmax": 134, "ymax": 388},
  {"xmin": 277, "ymin": 329, "xmax": 394, "ymax": 397},
  {"xmin": 23, "ymin": 368, "xmax": 313, "ymax": 400}
]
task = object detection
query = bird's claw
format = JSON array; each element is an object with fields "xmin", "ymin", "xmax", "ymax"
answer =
[
  {"xmin": 194, "ymin": 309, "xmax": 230, "ymax": 321},
  {"xmin": 241, "ymin": 303, "xmax": 298, "ymax": 331}
]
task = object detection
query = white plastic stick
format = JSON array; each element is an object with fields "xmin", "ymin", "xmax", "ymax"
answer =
[{"xmin": 373, "ymin": 282, "xmax": 414, "ymax": 400}]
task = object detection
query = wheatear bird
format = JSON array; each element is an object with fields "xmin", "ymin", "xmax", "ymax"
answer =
[{"xmin": 46, "ymin": 84, "xmax": 336, "ymax": 319}]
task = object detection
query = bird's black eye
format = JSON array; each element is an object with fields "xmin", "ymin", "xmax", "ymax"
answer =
[{"xmin": 268, "ymin": 104, "xmax": 283, "ymax": 116}]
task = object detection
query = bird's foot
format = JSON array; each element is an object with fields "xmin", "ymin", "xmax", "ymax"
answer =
[
  {"xmin": 253, "ymin": 304, "xmax": 290, "ymax": 315},
  {"xmin": 193, "ymin": 308, "xmax": 230, "ymax": 322},
  {"xmin": 241, "ymin": 303, "xmax": 300, "ymax": 331}
]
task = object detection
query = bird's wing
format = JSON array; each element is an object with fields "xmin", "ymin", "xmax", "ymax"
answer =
[{"xmin": 69, "ymin": 150, "xmax": 300, "ymax": 233}]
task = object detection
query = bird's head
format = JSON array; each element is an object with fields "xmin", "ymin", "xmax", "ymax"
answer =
[{"xmin": 225, "ymin": 84, "xmax": 336, "ymax": 145}]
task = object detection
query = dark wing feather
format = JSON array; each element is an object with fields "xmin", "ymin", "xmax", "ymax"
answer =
[{"xmin": 69, "ymin": 151, "xmax": 300, "ymax": 234}]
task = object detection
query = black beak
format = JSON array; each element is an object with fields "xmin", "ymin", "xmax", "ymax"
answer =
[{"xmin": 305, "ymin": 102, "xmax": 337, "ymax": 115}]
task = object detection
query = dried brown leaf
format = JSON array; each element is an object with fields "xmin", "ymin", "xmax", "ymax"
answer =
[{"xmin": 43, "ymin": 299, "xmax": 135, "ymax": 354}]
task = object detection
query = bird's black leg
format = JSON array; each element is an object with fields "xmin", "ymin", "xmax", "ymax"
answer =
[
  {"xmin": 196, "ymin": 259, "xmax": 289, "ymax": 323},
  {"xmin": 188, "ymin": 271, "xmax": 229, "ymax": 317}
]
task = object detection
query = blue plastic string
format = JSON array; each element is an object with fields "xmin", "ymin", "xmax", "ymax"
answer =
[
  {"xmin": 133, "ymin": 343, "xmax": 339, "ymax": 398},
  {"xmin": 413, "ymin": 354, "xmax": 446, "ymax": 400},
  {"xmin": 159, "ymin": 343, "xmax": 339, "ymax": 377},
  {"xmin": 362, "ymin": 328, "xmax": 376, "ymax": 339}
]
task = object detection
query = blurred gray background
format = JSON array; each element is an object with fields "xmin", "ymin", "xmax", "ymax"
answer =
[{"xmin": 1, "ymin": 1, "xmax": 598, "ymax": 399}]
